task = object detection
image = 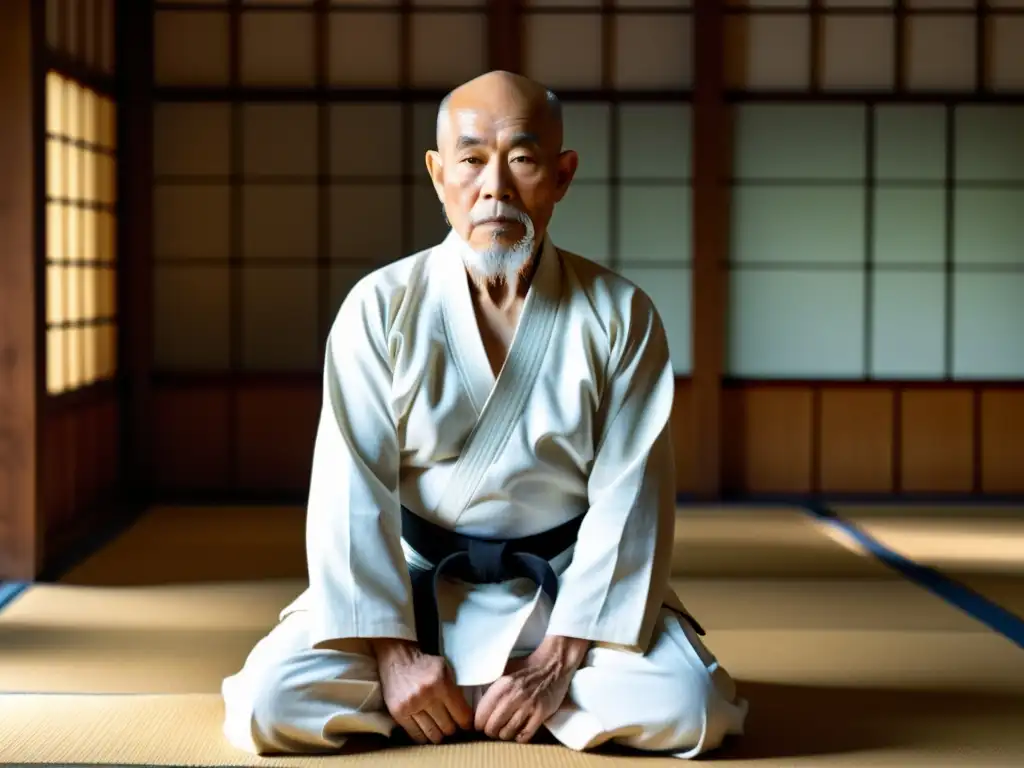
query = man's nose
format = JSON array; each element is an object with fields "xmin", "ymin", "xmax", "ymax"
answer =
[{"xmin": 479, "ymin": 158, "xmax": 514, "ymax": 202}]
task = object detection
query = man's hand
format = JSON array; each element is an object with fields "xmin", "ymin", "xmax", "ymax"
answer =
[
  {"xmin": 371, "ymin": 638, "xmax": 474, "ymax": 745},
  {"xmin": 474, "ymin": 635, "xmax": 590, "ymax": 743}
]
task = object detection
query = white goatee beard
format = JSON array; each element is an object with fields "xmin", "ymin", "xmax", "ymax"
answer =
[
  {"xmin": 452, "ymin": 203, "xmax": 537, "ymax": 283},
  {"xmin": 462, "ymin": 234, "xmax": 534, "ymax": 283}
]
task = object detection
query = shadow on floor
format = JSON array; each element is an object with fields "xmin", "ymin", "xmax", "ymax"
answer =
[{"xmin": 709, "ymin": 680, "xmax": 1021, "ymax": 761}]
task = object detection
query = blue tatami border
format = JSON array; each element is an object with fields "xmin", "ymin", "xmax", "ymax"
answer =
[
  {"xmin": 0, "ymin": 581, "xmax": 29, "ymax": 614},
  {"xmin": 802, "ymin": 503, "xmax": 1024, "ymax": 651}
]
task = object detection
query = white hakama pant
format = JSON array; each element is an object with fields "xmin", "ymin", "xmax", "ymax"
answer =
[{"xmin": 221, "ymin": 598, "xmax": 748, "ymax": 759}]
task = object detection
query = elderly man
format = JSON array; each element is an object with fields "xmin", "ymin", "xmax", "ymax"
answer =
[{"xmin": 221, "ymin": 70, "xmax": 748, "ymax": 758}]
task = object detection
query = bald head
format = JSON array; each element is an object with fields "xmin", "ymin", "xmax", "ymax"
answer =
[
  {"xmin": 435, "ymin": 71, "xmax": 564, "ymax": 152},
  {"xmin": 424, "ymin": 70, "xmax": 579, "ymax": 281}
]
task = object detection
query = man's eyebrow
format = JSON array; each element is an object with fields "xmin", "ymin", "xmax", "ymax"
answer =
[
  {"xmin": 507, "ymin": 132, "xmax": 541, "ymax": 148},
  {"xmin": 455, "ymin": 135, "xmax": 485, "ymax": 151}
]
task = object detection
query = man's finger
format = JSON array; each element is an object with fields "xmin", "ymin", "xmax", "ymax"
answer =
[
  {"xmin": 398, "ymin": 715, "xmax": 428, "ymax": 745},
  {"xmin": 498, "ymin": 705, "xmax": 530, "ymax": 742},
  {"xmin": 425, "ymin": 702, "xmax": 458, "ymax": 737},
  {"xmin": 411, "ymin": 712, "xmax": 444, "ymax": 745},
  {"xmin": 516, "ymin": 709, "xmax": 549, "ymax": 744},
  {"xmin": 473, "ymin": 677, "xmax": 509, "ymax": 731},
  {"xmin": 484, "ymin": 690, "xmax": 522, "ymax": 740}
]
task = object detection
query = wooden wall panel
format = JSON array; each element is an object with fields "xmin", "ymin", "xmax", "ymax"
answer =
[
  {"xmin": 154, "ymin": 378, "xmax": 701, "ymax": 498},
  {"xmin": 79, "ymin": 407, "xmax": 104, "ymax": 519},
  {"xmin": 0, "ymin": 0, "xmax": 38, "ymax": 579},
  {"xmin": 99, "ymin": 398, "xmax": 119, "ymax": 493},
  {"xmin": 722, "ymin": 385, "xmax": 814, "ymax": 494},
  {"xmin": 819, "ymin": 388, "xmax": 894, "ymax": 494},
  {"xmin": 900, "ymin": 389, "xmax": 975, "ymax": 494},
  {"xmin": 41, "ymin": 393, "xmax": 120, "ymax": 566},
  {"xmin": 152, "ymin": 385, "xmax": 231, "ymax": 492},
  {"xmin": 43, "ymin": 410, "xmax": 76, "ymax": 536},
  {"xmin": 236, "ymin": 384, "xmax": 319, "ymax": 492},
  {"xmin": 981, "ymin": 390, "xmax": 1024, "ymax": 494},
  {"xmin": 148, "ymin": 378, "xmax": 1024, "ymax": 501}
]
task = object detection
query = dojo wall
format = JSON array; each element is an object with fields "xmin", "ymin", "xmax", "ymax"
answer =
[
  {"xmin": 146, "ymin": 1, "xmax": 1024, "ymax": 502},
  {"xmin": 38, "ymin": 1, "xmax": 123, "ymax": 572}
]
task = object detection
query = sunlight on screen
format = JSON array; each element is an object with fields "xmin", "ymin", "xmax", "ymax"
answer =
[{"xmin": 45, "ymin": 71, "xmax": 118, "ymax": 395}]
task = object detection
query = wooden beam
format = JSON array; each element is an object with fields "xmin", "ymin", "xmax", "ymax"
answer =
[
  {"xmin": 690, "ymin": 0, "xmax": 729, "ymax": 499},
  {"xmin": 0, "ymin": 0, "xmax": 41, "ymax": 579},
  {"xmin": 117, "ymin": 0, "xmax": 155, "ymax": 503}
]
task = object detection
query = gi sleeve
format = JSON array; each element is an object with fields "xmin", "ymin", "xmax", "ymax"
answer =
[
  {"xmin": 544, "ymin": 291, "xmax": 678, "ymax": 652},
  {"xmin": 304, "ymin": 281, "xmax": 417, "ymax": 649}
]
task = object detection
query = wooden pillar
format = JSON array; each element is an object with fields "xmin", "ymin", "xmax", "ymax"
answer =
[
  {"xmin": 690, "ymin": 0, "xmax": 729, "ymax": 499},
  {"xmin": 117, "ymin": 0, "xmax": 155, "ymax": 503},
  {"xmin": 0, "ymin": 0, "xmax": 41, "ymax": 579},
  {"xmin": 489, "ymin": 0, "xmax": 523, "ymax": 73}
]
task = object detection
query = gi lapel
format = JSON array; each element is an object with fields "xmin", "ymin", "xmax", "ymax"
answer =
[{"xmin": 435, "ymin": 233, "xmax": 563, "ymax": 526}]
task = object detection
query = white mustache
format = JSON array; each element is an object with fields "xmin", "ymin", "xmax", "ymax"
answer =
[{"xmin": 470, "ymin": 202, "xmax": 532, "ymax": 228}]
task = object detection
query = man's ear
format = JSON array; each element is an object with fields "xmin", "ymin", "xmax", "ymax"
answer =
[
  {"xmin": 553, "ymin": 149, "xmax": 579, "ymax": 203},
  {"xmin": 425, "ymin": 150, "xmax": 445, "ymax": 202}
]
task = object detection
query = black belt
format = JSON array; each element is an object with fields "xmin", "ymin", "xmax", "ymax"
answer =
[{"xmin": 401, "ymin": 506, "xmax": 583, "ymax": 656}]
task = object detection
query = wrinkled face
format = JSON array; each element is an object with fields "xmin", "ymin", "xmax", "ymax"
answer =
[{"xmin": 426, "ymin": 92, "xmax": 577, "ymax": 280}]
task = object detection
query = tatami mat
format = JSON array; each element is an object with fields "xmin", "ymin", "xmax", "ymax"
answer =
[
  {"xmin": 951, "ymin": 574, "xmax": 1024, "ymax": 618},
  {"xmin": 0, "ymin": 580, "xmax": 303, "ymax": 694},
  {"xmin": 831, "ymin": 505, "xmax": 1024, "ymax": 575},
  {"xmin": 831, "ymin": 505, "xmax": 1024, "ymax": 618},
  {"xmin": 57, "ymin": 505, "xmax": 890, "ymax": 587},
  {"xmin": 1, "ymin": 504, "xmax": 1022, "ymax": 766},
  {"xmin": 0, "ymin": 702, "xmax": 592, "ymax": 768},
  {"xmin": 3, "ymin": 662, "xmax": 1024, "ymax": 767},
  {"xmin": 672, "ymin": 506, "xmax": 889, "ymax": 578},
  {"xmin": 59, "ymin": 505, "xmax": 308, "ymax": 586},
  {"xmin": 1, "ymin": 627, "xmax": 1022, "ymax": 765},
  {"xmin": 0, "ymin": 573, "xmax": 999, "ymax": 696}
]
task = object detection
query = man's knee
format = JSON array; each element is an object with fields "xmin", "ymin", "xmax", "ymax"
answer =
[
  {"xmin": 615, "ymin": 660, "xmax": 738, "ymax": 756},
  {"xmin": 233, "ymin": 645, "xmax": 387, "ymax": 755},
  {"xmin": 221, "ymin": 653, "xmax": 309, "ymax": 755},
  {"xmin": 662, "ymin": 629, "xmax": 745, "ymax": 753},
  {"xmin": 645, "ymin": 656, "xmax": 715, "ymax": 730},
  {"xmin": 245, "ymin": 654, "xmax": 301, "ymax": 746},
  {"xmin": 580, "ymin": 613, "xmax": 746, "ymax": 756}
]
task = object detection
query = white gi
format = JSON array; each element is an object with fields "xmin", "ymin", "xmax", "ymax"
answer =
[{"xmin": 221, "ymin": 231, "xmax": 748, "ymax": 757}]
